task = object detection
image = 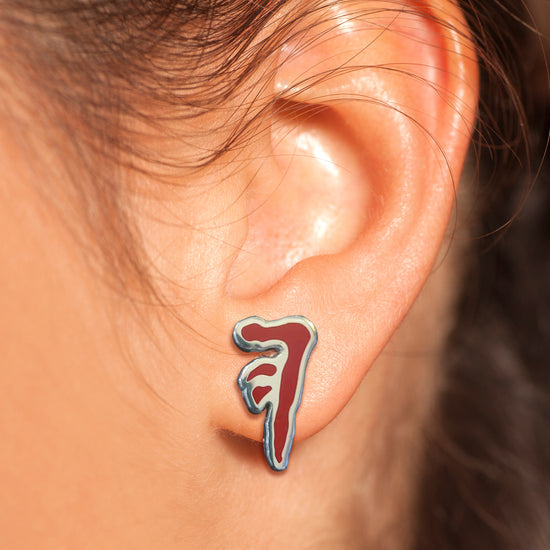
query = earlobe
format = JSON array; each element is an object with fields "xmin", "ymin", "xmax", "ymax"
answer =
[{"xmin": 215, "ymin": 0, "xmax": 478, "ymax": 453}]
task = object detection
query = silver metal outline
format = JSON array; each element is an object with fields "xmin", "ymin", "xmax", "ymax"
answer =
[{"xmin": 233, "ymin": 315, "xmax": 318, "ymax": 471}]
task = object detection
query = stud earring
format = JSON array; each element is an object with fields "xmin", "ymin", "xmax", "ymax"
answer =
[{"xmin": 233, "ymin": 315, "xmax": 318, "ymax": 471}]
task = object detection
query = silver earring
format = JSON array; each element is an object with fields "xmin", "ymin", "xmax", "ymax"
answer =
[{"xmin": 233, "ymin": 316, "xmax": 318, "ymax": 471}]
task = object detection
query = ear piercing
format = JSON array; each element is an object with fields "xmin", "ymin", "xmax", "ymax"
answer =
[{"xmin": 233, "ymin": 316, "xmax": 317, "ymax": 471}]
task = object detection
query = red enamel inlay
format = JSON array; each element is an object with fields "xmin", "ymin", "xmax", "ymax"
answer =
[
  {"xmin": 241, "ymin": 322, "xmax": 312, "ymax": 464},
  {"xmin": 246, "ymin": 363, "xmax": 277, "ymax": 381},
  {"xmin": 252, "ymin": 386, "xmax": 272, "ymax": 405}
]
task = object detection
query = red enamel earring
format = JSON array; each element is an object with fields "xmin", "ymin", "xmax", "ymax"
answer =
[{"xmin": 233, "ymin": 316, "xmax": 318, "ymax": 471}]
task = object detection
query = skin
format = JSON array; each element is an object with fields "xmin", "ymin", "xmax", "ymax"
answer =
[
  {"xmin": 0, "ymin": 1, "xmax": 478, "ymax": 548},
  {"xmin": 0, "ymin": 150, "xmax": 460, "ymax": 548}
]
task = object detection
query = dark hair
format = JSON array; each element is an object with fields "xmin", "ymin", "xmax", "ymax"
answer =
[
  {"xmin": 1, "ymin": 1, "xmax": 548, "ymax": 547},
  {"xmin": 414, "ymin": 3, "xmax": 550, "ymax": 546}
]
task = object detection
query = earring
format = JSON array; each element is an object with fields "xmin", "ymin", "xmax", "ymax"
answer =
[{"xmin": 233, "ymin": 315, "xmax": 318, "ymax": 471}]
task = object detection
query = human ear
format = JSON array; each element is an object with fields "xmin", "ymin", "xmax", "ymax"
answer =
[{"xmin": 208, "ymin": 0, "xmax": 479, "ymax": 452}]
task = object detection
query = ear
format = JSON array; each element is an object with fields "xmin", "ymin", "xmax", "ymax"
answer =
[{"xmin": 212, "ymin": 0, "xmax": 478, "ymax": 448}]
